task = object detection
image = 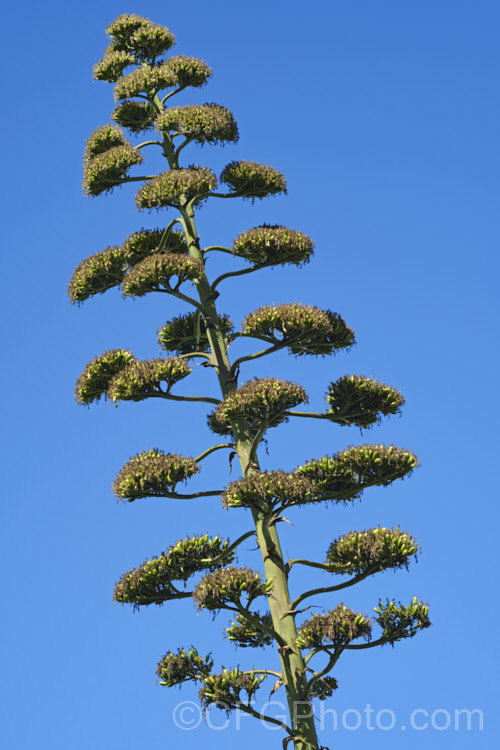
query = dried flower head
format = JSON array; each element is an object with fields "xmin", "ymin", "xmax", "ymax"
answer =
[
  {"xmin": 112, "ymin": 101, "xmax": 156, "ymax": 133},
  {"xmin": 326, "ymin": 526, "xmax": 419, "ymax": 576},
  {"xmin": 108, "ymin": 357, "xmax": 192, "ymax": 402},
  {"xmin": 112, "ymin": 448, "xmax": 200, "ymax": 501},
  {"xmin": 326, "ymin": 375, "xmax": 405, "ymax": 428},
  {"xmin": 233, "ymin": 224, "xmax": 314, "ymax": 266},
  {"xmin": 374, "ymin": 598, "xmax": 431, "ymax": 645},
  {"xmin": 193, "ymin": 566, "xmax": 271, "ymax": 611},
  {"xmin": 243, "ymin": 303, "xmax": 355, "ymax": 356},
  {"xmin": 296, "ymin": 605, "xmax": 372, "ymax": 650},
  {"xmin": 158, "ymin": 312, "xmax": 233, "ymax": 355},
  {"xmin": 223, "ymin": 471, "xmax": 316, "ymax": 510},
  {"xmin": 157, "ymin": 647, "xmax": 213, "ymax": 687},
  {"xmin": 295, "ymin": 444, "xmax": 419, "ymax": 504},
  {"xmin": 156, "ymin": 103, "xmax": 239, "ymax": 145},
  {"xmin": 225, "ymin": 612, "xmax": 274, "ymax": 648},
  {"xmin": 114, "ymin": 534, "xmax": 233, "ymax": 608},
  {"xmin": 209, "ymin": 378, "xmax": 308, "ymax": 437},
  {"xmin": 220, "ymin": 160, "xmax": 287, "ymax": 198},
  {"xmin": 121, "ymin": 253, "xmax": 203, "ymax": 297},
  {"xmin": 75, "ymin": 349, "xmax": 136, "ymax": 404}
]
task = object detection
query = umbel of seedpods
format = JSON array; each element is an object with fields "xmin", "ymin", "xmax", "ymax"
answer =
[{"xmin": 71, "ymin": 13, "xmax": 430, "ymax": 750}]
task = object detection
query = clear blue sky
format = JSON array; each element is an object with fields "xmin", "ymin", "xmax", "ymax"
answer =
[{"xmin": 2, "ymin": 1, "xmax": 498, "ymax": 748}]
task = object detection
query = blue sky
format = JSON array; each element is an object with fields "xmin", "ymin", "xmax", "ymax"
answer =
[{"xmin": 2, "ymin": 1, "xmax": 499, "ymax": 748}]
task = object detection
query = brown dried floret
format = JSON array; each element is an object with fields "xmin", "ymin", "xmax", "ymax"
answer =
[
  {"xmin": 75, "ymin": 349, "xmax": 136, "ymax": 404},
  {"xmin": 135, "ymin": 167, "xmax": 217, "ymax": 210},
  {"xmin": 295, "ymin": 444, "xmax": 419, "ymax": 504},
  {"xmin": 112, "ymin": 101, "xmax": 156, "ymax": 133},
  {"xmin": 156, "ymin": 103, "xmax": 239, "ymax": 145},
  {"xmin": 158, "ymin": 312, "xmax": 233, "ymax": 355},
  {"xmin": 112, "ymin": 448, "xmax": 200, "ymax": 501},
  {"xmin": 296, "ymin": 604, "xmax": 372, "ymax": 650},
  {"xmin": 193, "ymin": 566, "xmax": 271, "ymax": 611},
  {"xmin": 326, "ymin": 526, "xmax": 419, "ymax": 575},
  {"xmin": 108, "ymin": 357, "xmax": 192, "ymax": 402},
  {"xmin": 220, "ymin": 160, "xmax": 287, "ymax": 199},
  {"xmin": 157, "ymin": 647, "xmax": 213, "ymax": 687},
  {"xmin": 121, "ymin": 253, "xmax": 203, "ymax": 297},
  {"xmin": 68, "ymin": 246, "xmax": 127, "ymax": 304},
  {"xmin": 114, "ymin": 534, "xmax": 233, "ymax": 608},
  {"xmin": 243, "ymin": 303, "xmax": 355, "ymax": 356},
  {"xmin": 232, "ymin": 224, "xmax": 314, "ymax": 266},
  {"xmin": 223, "ymin": 471, "xmax": 316, "ymax": 510},
  {"xmin": 326, "ymin": 375, "xmax": 404, "ymax": 428},
  {"xmin": 209, "ymin": 377, "xmax": 308, "ymax": 436}
]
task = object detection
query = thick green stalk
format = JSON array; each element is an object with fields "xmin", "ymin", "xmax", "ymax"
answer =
[{"xmin": 152, "ymin": 102, "xmax": 320, "ymax": 750}]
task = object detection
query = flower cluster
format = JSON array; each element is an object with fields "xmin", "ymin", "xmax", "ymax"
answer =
[
  {"xmin": 193, "ymin": 566, "xmax": 271, "ymax": 611},
  {"xmin": 199, "ymin": 668, "xmax": 265, "ymax": 710},
  {"xmin": 326, "ymin": 375, "xmax": 404, "ymax": 428},
  {"xmin": 223, "ymin": 471, "xmax": 315, "ymax": 510},
  {"xmin": 107, "ymin": 14, "xmax": 176, "ymax": 59},
  {"xmin": 121, "ymin": 253, "xmax": 203, "ymax": 296},
  {"xmin": 156, "ymin": 647, "xmax": 213, "ymax": 687},
  {"xmin": 232, "ymin": 224, "xmax": 314, "ymax": 266},
  {"xmin": 108, "ymin": 357, "xmax": 192, "ymax": 401},
  {"xmin": 242, "ymin": 303, "xmax": 355, "ymax": 356},
  {"xmin": 220, "ymin": 161, "xmax": 287, "ymax": 199},
  {"xmin": 114, "ymin": 534, "xmax": 233, "ymax": 607},
  {"xmin": 83, "ymin": 144, "xmax": 143, "ymax": 197},
  {"xmin": 156, "ymin": 103, "xmax": 239, "ymax": 145},
  {"xmin": 75, "ymin": 349, "xmax": 136, "ymax": 404},
  {"xmin": 68, "ymin": 246, "xmax": 127, "ymax": 304},
  {"xmin": 84, "ymin": 124, "xmax": 128, "ymax": 160},
  {"xmin": 225, "ymin": 612, "xmax": 274, "ymax": 648},
  {"xmin": 83, "ymin": 124, "xmax": 143, "ymax": 197},
  {"xmin": 112, "ymin": 101, "xmax": 156, "ymax": 133},
  {"xmin": 93, "ymin": 48, "xmax": 136, "ymax": 82},
  {"xmin": 296, "ymin": 605, "xmax": 372, "ymax": 650},
  {"xmin": 68, "ymin": 229, "xmax": 187, "ymax": 304},
  {"xmin": 158, "ymin": 312, "xmax": 233, "ymax": 355},
  {"xmin": 374, "ymin": 598, "xmax": 431, "ymax": 644},
  {"xmin": 122, "ymin": 228, "xmax": 187, "ymax": 263},
  {"xmin": 208, "ymin": 378, "xmax": 308, "ymax": 437},
  {"xmin": 295, "ymin": 444, "xmax": 418, "ymax": 503},
  {"xmin": 326, "ymin": 527, "xmax": 419, "ymax": 576},
  {"xmin": 114, "ymin": 56, "xmax": 212, "ymax": 100},
  {"xmin": 135, "ymin": 167, "xmax": 217, "ymax": 210},
  {"xmin": 112, "ymin": 448, "xmax": 200, "ymax": 501}
]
